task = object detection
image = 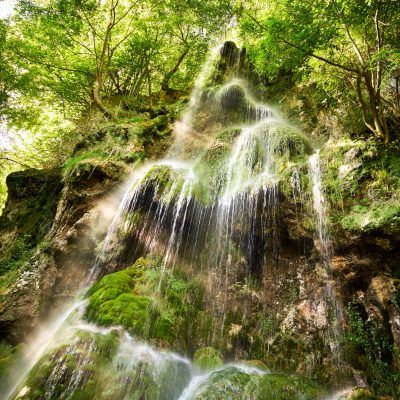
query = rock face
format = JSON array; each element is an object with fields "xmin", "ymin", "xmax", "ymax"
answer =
[
  {"xmin": 0, "ymin": 168, "xmax": 63, "ymax": 341},
  {"xmin": 0, "ymin": 155, "xmax": 124, "ymax": 342}
]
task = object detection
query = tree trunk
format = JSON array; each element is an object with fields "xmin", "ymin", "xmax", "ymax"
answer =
[
  {"xmin": 161, "ymin": 47, "xmax": 189, "ymax": 93},
  {"xmin": 93, "ymin": 77, "xmax": 112, "ymax": 119},
  {"xmin": 364, "ymin": 72, "xmax": 389, "ymax": 142}
]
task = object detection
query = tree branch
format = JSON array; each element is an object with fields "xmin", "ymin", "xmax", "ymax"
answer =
[
  {"xmin": 0, "ymin": 157, "xmax": 32, "ymax": 169},
  {"xmin": 243, "ymin": 11, "xmax": 359, "ymax": 74}
]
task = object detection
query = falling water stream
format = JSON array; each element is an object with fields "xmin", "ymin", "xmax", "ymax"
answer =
[{"xmin": 3, "ymin": 43, "xmax": 349, "ymax": 400}]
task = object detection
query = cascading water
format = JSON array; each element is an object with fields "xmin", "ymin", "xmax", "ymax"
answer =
[
  {"xmin": 309, "ymin": 151, "xmax": 344, "ymax": 355},
  {"xmin": 3, "ymin": 42, "xmax": 353, "ymax": 400}
]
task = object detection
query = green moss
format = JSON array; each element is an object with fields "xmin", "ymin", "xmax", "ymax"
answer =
[
  {"xmin": 245, "ymin": 360, "xmax": 269, "ymax": 371},
  {"xmin": 216, "ymin": 127, "xmax": 242, "ymax": 143},
  {"xmin": 246, "ymin": 373, "xmax": 323, "ymax": 400},
  {"xmin": 20, "ymin": 330, "xmax": 122, "ymax": 400},
  {"xmin": 62, "ymin": 109, "xmax": 175, "ymax": 179},
  {"xmin": 19, "ymin": 323, "xmax": 194, "ymax": 400},
  {"xmin": 85, "ymin": 257, "xmax": 167, "ymax": 338},
  {"xmin": 62, "ymin": 150, "xmax": 105, "ymax": 176},
  {"xmin": 0, "ymin": 341, "xmax": 26, "ymax": 384},
  {"xmin": 0, "ymin": 235, "xmax": 33, "ymax": 276},
  {"xmin": 194, "ymin": 367, "xmax": 252, "ymax": 399},
  {"xmin": 341, "ymin": 203, "xmax": 400, "ymax": 234},
  {"xmin": 193, "ymin": 347, "xmax": 223, "ymax": 372},
  {"xmin": 320, "ymin": 139, "xmax": 400, "ymax": 236},
  {"xmin": 0, "ymin": 169, "xmax": 61, "ymax": 297},
  {"xmin": 85, "ymin": 255, "xmax": 205, "ymax": 348},
  {"xmin": 192, "ymin": 366, "xmax": 323, "ymax": 400},
  {"xmin": 268, "ymin": 125, "xmax": 313, "ymax": 159},
  {"xmin": 193, "ymin": 142, "xmax": 230, "ymax": 204}
]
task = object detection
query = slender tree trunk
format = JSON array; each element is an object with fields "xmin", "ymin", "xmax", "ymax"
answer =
[
  {"xmin": 93, "ymin": 77, "xmax": 112, "ymax": 119},
  {"xmin": 161, "ymin": 47, "xmax": 189, "ymax": 92},
  {"xmin": 92, "ymin": 2, "xmax": 117, "ymax": 119},
  {"xmin": 364, "ymin": 72, "xmax": 389, "ymax": 142}
]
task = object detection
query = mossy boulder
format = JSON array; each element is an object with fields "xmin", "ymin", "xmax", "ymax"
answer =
[
  {"xmin": 268, "ymin": 125, "xmax": 313, "ymax": 159},
  {"xmin": 85, "ymin": 256, "xmax": 172, "ymax": 341},
  {"xmin": 193, "ymin": 347, "xmax": 223, "ymax": 372},
  {"xmin": 85, "ymin": 255, "xmax": 206, "ymax": 349},
  {"xmin": 247, "ymin": 373, "xmax": 323, "ymax": 400},
  {"xmin": 16, "ymin": 328, "xmax": 192, "ymax": 400},
  {"xmin": 141, "ymin": 164, "xmax": 192, "ymax": 205},
  {"xmin": 191, "ymin": 366, "xmax": 323, "ymax": 400},
  {"xmin": 17, "ymin": 329, "xmax": 120, "ymax": 400}
]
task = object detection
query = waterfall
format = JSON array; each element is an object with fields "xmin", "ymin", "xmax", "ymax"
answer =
[
  {"xmin": 309, "ymin": 150, "xmax": 344, "ymax": 357},
  {"xmin": 309, "ymin": 150, "xmax": 330, "ymax": 260},
  {"xmin": 3, "ymin": 300, "xmax": 86, "ymax": 400},
  {"xmin": 3, "ymin": 42, "xmax": 353, "ymax": 400}
]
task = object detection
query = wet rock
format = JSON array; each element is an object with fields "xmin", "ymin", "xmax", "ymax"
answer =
[
  {"xmin": 194, "ymin": 347, "xmax": 223, "ymax": 372},
  {"xmin": 191, "ymin": 367, "xmax": 324, "ymax": 400}
]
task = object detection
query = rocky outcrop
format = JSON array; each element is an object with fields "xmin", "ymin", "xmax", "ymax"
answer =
[
  {"xmin": 0, "ymin": 168, "xmax": 63, "ymax": 341},
  {"xmin": 0, "ymin": 162, "xmax": 121, "ymax": 342}
]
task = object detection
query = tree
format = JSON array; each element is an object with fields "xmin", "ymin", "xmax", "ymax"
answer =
[
  {"xmin": 13, "ymin": 0, "xmax": 143, "ymax": 118},
  {"xmin": 9, "ymin": 0, "xmax": 232, "ymax": 119},
  {"xmin": 239, "ymin": 0, "xmax": 400, "ymax": 142}
]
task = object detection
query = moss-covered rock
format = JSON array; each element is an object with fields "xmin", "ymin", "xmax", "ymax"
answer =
[
  {"xmin": 16, "ymin": 328, "xmax": 192, "ymax": 400},
  {"xmin": 341, "ymin": 204, "xmax": 400, "ymax": 234},
  {"xmin": 193, "ymin": 141, "xmax": 230, "ymax": 204},
  {"xmin": 193, "ymin": 347, "xmax": 223, "ymax": 372},
  {"xmin": 247, "ymin": 373, "xmax": 323, "ymax": 400},
  {"xmin": 85, "ymin": 256, "xmax": 170, "ymax": 341},
  {"xmin": 321, "ymin": 139, "xmax": 400, "ymax": 236},
  {"xmin": 67, "ymin": 109, "xmax": 175, "ymax": 176},
  {"xmin": 85, "ymin": 255, "xmax": 206, "ymax": 349},
  {"xmin": 191, "ymin": 366, "xmax": 323, "ymax": 400}
]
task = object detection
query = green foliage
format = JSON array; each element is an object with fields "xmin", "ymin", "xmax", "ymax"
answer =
[
  {"xmin": 239, "ymin": 0, "xmax": 400, "ymax": 140},
  {"xmin": 0, "ymin": 235, "xmax": 32, "ymax": 276},
  {"xmin": 344, "ymin": 300, "xmax": 400, "ymax": 397},
  {"xmin": 5, "ymin": 0, "xmax": 231, "ymax": 117}
]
